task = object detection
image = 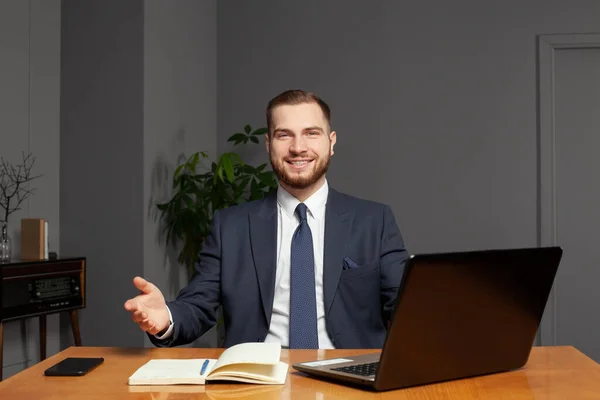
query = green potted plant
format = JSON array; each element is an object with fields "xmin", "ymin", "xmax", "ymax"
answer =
[{"xmin": 156, "ymin": 125, "xmax": 277, "ymax": 278}]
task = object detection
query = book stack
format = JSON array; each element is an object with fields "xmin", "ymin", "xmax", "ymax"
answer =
[{"xmin": 21, "ymin": 218, "xmax": 49, "ymax": 260}]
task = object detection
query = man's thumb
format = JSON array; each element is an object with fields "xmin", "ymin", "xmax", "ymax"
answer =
[{"xmin": 133, "ymin": 276, "xmax": 156, "ymax": 294}]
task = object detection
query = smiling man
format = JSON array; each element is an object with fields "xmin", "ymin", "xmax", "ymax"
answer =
[{"xmin": 125, "ymin": 90, "xmax": 409, "ymax": 349}]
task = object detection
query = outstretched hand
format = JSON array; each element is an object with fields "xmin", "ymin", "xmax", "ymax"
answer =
[{"xmin": 124, "ymin": 276, "xmax": 170, "ymax": 336}]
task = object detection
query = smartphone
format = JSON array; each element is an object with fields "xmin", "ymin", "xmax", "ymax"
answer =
[{"xmin": 44, "ymin": 357, "xmax": 104, "ymax": 376}]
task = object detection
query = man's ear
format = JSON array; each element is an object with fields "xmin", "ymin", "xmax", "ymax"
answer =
[
  {"xmin": 329, "ymin": 131, "xmax": 337, "ymax": 156},
  {"xmin": 265, "ymin": 133, "xmax": 270, "ymax": 154}
]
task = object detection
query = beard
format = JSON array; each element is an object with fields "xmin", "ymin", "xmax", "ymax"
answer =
[{"xmin": 270, "ymin": 151, "xmax": 331, "ymax": 190}]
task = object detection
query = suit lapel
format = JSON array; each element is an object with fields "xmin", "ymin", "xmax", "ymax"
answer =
[
  {"xmin": 249, "ymin": 192, "xmax": 278, "ymax": 325},
  {"xmin": 323, "ymin": 188, "xmax": 353, "ymax": 316}
]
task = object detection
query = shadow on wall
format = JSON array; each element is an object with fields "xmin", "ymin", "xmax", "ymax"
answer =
[
  {"xmin": 148, "ymin": 150, "xmax": 185, "ymax": 297},
  {"xmin": 146, "ymin": 128, "xmax": 222, "ymax": 348}
]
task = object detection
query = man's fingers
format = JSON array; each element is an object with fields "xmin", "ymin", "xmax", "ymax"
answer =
[
  {"xmin": 133, "ymin": 276, "xmax": 157, "ymax": 295},
  {"xmin": 131, "ymin": 310, "xmax": 147, "ymax": 323},
  {"xmin": 138, "ymin": 318, "xmax": 160, "ymax": 335},
  {"xmin": 124, "ymin": 299, "xmax": 139, "ymax": 312}
]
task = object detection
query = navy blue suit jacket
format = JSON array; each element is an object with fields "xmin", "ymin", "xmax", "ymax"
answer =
[{"xmin": 151, "ymin": 187, "xmax": 409, "ymax": 349}]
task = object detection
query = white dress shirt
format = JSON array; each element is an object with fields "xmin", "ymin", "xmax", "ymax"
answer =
[
  {"xmin": 157, "ymin": 180, "xmax": 335, "ymax": 349},
  {"xmin": 264, "ymin": 180, "xmax": 335, "ymax": 348}
]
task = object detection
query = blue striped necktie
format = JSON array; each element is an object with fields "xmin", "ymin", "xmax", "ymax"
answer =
[{"xmin": 289, "ymin": 203, "xmax": 319, "ymax": 349}]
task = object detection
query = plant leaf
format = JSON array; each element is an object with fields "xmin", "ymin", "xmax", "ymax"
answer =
[
  {"xmin": 217, "ymin": 166, "xmax": 224, "ymax": 183},
  {"xmin": 244, "ymin": 124, "xmax": 251, "ymax": 133},
  {"xmin": 255, "ymin": 163, "xmax": 267, "ymax": 173},
  {"xmin": 250, "ymin": 136, "xmax": 259, "ymax": 144},
  {"xmin": 221, "ymin": 154, "xmax": 235, "ymax": 183},
  {"xmin": 251, "ymin": 127, "xmax": 268, "ymax": 136},
  {"xmin": 237, "ymin": 176, "xmax": 251, "ymax": 193},
  {"xmin": 258, "ymin": 171, "xmax": 277, "ymax": 187},
  {"xmin": 227, "ymin": 133, "xmax": 247, "ymax": 143},
  {"xmin": 189, "ymin": 152, "xmax": 200, "ymax": 169},
  {"xmin": 228, "ymin": 152, "xmax": 244, "ymax": 166},
  {"xmin": 250, "ymin": 178, "xmax": 260, "ymax": 199},
  {"xmin": 241, "ymin": 164, "xmax": 255, "ymax": 174},
  {"xmin": 174, "ymin": 163, "xmax": 185, "ymax": 179}
]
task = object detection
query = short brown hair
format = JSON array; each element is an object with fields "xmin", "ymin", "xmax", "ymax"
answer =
[{"xmin": 266, "ymin": 89, "xmax": 331, "ymax": 134}]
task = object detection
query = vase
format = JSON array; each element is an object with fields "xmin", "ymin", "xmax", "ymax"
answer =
[{"xmin": 0, "ymin": 222, "xmax": 11, "ymax": 262}]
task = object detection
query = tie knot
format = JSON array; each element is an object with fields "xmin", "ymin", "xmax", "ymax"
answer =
[{"xmin": 295, "ymin": 203, "xmax": 308, "ymax": 221}]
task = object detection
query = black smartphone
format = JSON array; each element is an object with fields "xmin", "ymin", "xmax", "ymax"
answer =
[{"xmin": 44, "ymin": 357, "xmax": 104, "ymax": 376}]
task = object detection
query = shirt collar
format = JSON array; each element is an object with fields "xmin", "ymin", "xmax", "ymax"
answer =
[{"xmin": 277, "ymin": 180, "xmax": 329, "ymax": 220}]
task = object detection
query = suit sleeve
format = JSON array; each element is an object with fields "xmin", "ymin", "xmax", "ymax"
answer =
[
  {"xmin": 148, "ymin": 209, "xmax": 223, "ymax": 347},
  {"xmin": 380, "ymin": 205, "xmax": 409, "ymax": 323}
]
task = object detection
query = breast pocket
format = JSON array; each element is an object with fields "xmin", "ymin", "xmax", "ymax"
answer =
[
  {"xmin": 337, "ymin": 259, "xmax": 381, "ymax": 319},
  {"xmin": 339, "ymin": 259, "xmax": 379, "ymax": 282}
]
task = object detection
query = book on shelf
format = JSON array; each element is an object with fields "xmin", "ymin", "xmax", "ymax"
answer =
[
  {"xmin": 21, "ymin": 218, "xmax": 48, "ymax": 260},
  {"xmin": 128, "ymin": 342, "xmax": 288, "ymax": 386}
]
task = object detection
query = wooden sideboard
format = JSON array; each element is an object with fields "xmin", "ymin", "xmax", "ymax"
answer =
[{"xmin": 0, "ymin": 257, "xmax": 86, "ymax": 380}]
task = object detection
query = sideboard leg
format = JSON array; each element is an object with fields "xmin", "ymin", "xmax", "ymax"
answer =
[
  {"xmin": 39, "ymin": 315, "xmax": 47, "ymax": 361},
  {"xmin": 70, "ymin": 311, "xmax": 81, "ymax": 346},
  {"xmin": 0, "ymin": 321, "xmax": 4, "ymax": 381}
]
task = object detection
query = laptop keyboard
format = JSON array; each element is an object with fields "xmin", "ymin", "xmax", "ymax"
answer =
[{"xmin": 332, "ymin": 362, "xmax": 379, "ymax": 376}]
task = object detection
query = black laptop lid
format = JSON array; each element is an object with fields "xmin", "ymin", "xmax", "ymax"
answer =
[{"xmin": 374, "ymin": 246, "xmax": 562, "ymax": 391}]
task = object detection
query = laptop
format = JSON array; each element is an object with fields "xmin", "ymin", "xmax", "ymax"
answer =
[{"xmin": 292, "ymin": 246, "xmax": 563, "ymax": 391}]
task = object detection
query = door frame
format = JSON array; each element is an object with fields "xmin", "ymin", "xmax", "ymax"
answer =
[{"xmin": 537, "ymin": 33, "xmax": 600, "ymax": 345}]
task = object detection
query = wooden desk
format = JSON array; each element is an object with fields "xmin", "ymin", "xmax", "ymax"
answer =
[{"xmin": 1, "ymin": 346, "xmax": 599, "ymax": 399}]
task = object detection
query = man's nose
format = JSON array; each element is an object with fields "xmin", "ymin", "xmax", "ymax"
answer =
[{"xmin": 290, "ymin": 137, "xmax": 308, "ymax": 153}]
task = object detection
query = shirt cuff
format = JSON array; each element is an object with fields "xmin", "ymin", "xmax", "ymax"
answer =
[{"xmin": 154, "ymin": 305, "xmax": 174, "ymax": 340}]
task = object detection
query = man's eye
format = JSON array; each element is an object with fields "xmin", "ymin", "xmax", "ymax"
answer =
[{"xmin": 308, "ymin": 131, "xmax": 319, "ymax": 135}]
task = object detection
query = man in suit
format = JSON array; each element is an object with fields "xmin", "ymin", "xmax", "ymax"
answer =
[{"xmin": 124, "ymin": 89, "xmax": 409, "ymax": 349}]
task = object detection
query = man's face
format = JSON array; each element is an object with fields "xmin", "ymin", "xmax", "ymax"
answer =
[{"xmin": 266, "ymin": 103, "xmax": 336, "ymax": 192}]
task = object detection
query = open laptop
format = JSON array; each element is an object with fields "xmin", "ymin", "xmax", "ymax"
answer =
[{"xmin": 292, "ymin": 246, "xmax": 563, "ymax": 391}]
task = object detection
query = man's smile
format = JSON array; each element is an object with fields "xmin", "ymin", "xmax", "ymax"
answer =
[{"xmin": 286, "ymin": 159, "xmax": 314, "ymax": 170}]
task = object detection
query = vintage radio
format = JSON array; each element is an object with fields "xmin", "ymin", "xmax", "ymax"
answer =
[{"xmin": 0, "ymin": 258, "xmax": 85, "ymax": 321}]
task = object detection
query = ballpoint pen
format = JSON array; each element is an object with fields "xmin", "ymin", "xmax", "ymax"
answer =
[{"xmin": 200, "ymin": 359, "xmax": 209, "ymax": 376}]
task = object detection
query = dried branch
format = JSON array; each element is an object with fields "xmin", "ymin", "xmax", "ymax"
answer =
[{"xmin": 0, "ymin": 152, "xmax": 42, "ymax": 223}]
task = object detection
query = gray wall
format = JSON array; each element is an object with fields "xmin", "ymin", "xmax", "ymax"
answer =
[
  {"xmin": 217, "ymin": 0, "xmax": 600, "ymax": 253},
  {"xmin": 61, "ymin": 0, "xmax": 217, "ymax": 349},
  {"xmin": 0, "ymin": 0, "xmax": 61, "ymax": 379},
  {"xmin": 60, "ymin": 0, "xmax": 145, "ymax": 348},
  {"xmin": 143, "ymin": 0, "xmax": 217, "ymax": 347}
]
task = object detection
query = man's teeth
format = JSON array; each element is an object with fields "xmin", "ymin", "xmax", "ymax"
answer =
[{"xmin": 291, "ymin": 161, "xmax": 309, "ymax": 165}]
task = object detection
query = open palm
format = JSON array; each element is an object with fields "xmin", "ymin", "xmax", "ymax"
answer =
[{"xmin": 124, "ymin": 277, "xmax": 170, "ymax": 335}]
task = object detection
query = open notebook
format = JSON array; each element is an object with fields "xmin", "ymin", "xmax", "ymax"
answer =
[{"xmin": 128, "ymin": 342, "xmax": 288, "ymax": 385}]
